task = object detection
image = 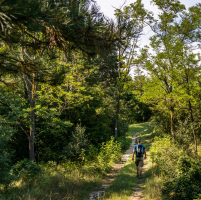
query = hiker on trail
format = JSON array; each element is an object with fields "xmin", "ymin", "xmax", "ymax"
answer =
[{"xmin": 132, "ymin": 138, "xmax": 146, "ymax": 179}]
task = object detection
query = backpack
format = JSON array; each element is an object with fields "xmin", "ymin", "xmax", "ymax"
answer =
[{"xmin": 136, "ymin": 144, "xmax": 143, "ymax": 157}]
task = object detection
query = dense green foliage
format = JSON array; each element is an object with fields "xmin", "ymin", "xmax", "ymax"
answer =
[
  {"xmin": 11, "ymin": 159, "xmax": 42, "ymax": 182},
  {"xmin": 0, "ymin": 137, "xmax": 123, "ymax": 199},
  {"xmin": 0, "ymin": 0, "xmax": 151, "ymax": 163},
  {"xmin": 0, "ymin": 0, "xmax": 201, "ymax": 199},
  {"xmin": 149, "ymin": 135, "xmax": 201, "ymax": 199},
  {"xmin": 0, "ymin": 0, "xmax": 151, "ymax": 195}
]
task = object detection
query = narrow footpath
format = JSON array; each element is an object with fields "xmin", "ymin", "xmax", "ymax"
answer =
[
  {"xmin": 89, "ymin": 132, "xmax": 140, "ymax": 200},
  {"xmin": 129, "ymin": 146, "xmax": 150, "ymax": 200}
]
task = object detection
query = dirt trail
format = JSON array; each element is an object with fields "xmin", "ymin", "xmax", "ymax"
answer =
[
  {"xmin": 88, "ymin": 133, "xmax": 140, "ymax": 200},
  {"xmin": 129, "ymin": 165, "xmax": 148, "ymax": 200},
  {"xmin": 129, "ymin": 139, "xmax": 151, "ymax": 200}
]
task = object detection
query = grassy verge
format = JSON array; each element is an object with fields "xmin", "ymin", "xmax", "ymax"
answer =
[
  {"xmin": 0, "ymin": 163, "xmax": 103, "ymax": 200},
  {"xmin": 143, "ymin": 176, "xmax": 164, "ymax": 200},
  {"xmin": 100, "ymin": 122, "xmax": 154, "ymax": 200}
]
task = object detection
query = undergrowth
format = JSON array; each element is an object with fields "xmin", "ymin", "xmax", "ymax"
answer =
[
  {"xmin": 0, "ymin": 137, "xmax": 122, "ymax": 200},
  {"xmin": 144, "ymin": 135, "xmax": 201, "ymax": 200},
  {"xmin": 0, "ymin": 122, "xmax": 155, "ymax": 200}
]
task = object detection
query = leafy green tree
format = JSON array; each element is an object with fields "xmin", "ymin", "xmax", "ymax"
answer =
[
  {"xmin": 113, "ymin": 0, "xmax": 148, "ymax": 137},
  {"xmin": 141, "ymin": 0, "xmax": 201, "ymax": 150},
  {"xmin": 0, "ymin": 0, "xmax": 125, "ymax": 161},
  {"xmin": 127, "ymin": 70, "xmax": 152, "ymax": 123}
]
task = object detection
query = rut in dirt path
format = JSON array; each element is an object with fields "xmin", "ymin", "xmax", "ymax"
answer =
[
  {"xmin": 129, "ymin": 179, "xmax": 145, "ymax": 200},
  {"xmin": 88, "ymin": 132, "xmax": 139, "ymax": 200}
]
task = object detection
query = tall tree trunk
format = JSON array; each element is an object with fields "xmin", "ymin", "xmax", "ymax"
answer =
[
  {"xmin": 170, "ymin": 107, "xmax": 175, "ymax": 142},
  {"xmin": 114, "ymin": 45, "xmax": 121, "ymax": 138},
  {"xmin": 185, "ymin": 72, "xmax": 197, "ymax": 153},
  {"xmin": 29, "ymin": 95, "xmax": 35, "ymax": 161},
  {"xmin": 23, "ymin": 73, "xmax": 37, "ymax": 161},
  {"xmin": 188, "ymin": 101, "xmax": 197, "ymax": 153},
  {"xmin": 115, "ymin": 95, "xmax": 120, "ymax": 138},
  {"xmin": 186, "ymin": 73, "xmax": 197, "ymax": 152},
  {"xmin": 76, "ymin": 59, "xmax": 80, "ymax": 100}
]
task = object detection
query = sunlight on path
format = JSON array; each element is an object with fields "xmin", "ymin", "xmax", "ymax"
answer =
[
  {"xmin": 88, "ymin": 133, "xmax": 140, "ymax": 200},
  {"xmin": 130, "ymin": 188, "xmax": 144, "ymax": 200}
]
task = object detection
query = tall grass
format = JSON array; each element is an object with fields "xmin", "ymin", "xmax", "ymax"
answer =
[
  {"xmin": 0, "ymin": 162, "xmax": 102, "ymax": 200},
  {"xmin": 144, "ymin": 176, "xmax": 163, "ymax": 200}
]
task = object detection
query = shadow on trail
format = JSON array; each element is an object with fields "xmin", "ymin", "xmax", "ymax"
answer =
[{"xmin": 101, "ymin": 162, "xmax": 138, "ymax": 199}]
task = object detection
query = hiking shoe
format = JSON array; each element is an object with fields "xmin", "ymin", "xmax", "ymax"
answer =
[
  {"xmin": 139, "ymin": 175, "xmax": 142, "ymax": 179},
  {"xmin": 137, "ymin": 173, "xmax": 139, "ymax": 178}
]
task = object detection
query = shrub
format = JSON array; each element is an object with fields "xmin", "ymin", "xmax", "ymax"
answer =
[
  {"xmin": 149, "ymin": 135, "xmax": 201, "ymax": 199},
  {"xmin": 0, "ymin": 122, "xmax": 15, "ymax": 186},
  {"xmin": 150, "ymin": 136, "xmax": 184, "ymax": 177},
  {"xmin": 11, "ymin": 159, "xmax": 41, "ymax": 182},
  {"xmin": 162, "ymin": 164, "xmax": 201, "ymax": 199},
  {"xmin": 117, "ymin": 136, "xmax": 131, "ymax": 151},
  {"xmin": 0, "ymin": 152, "xmax": 13, "ymax": 185},
  {"xmin": 194, "ymin": 194, "xmax": 201, "ymax": 200},
  {"xmin": 97, "ymin": 137, "xmax": 122, "ymax": 171},
  {"xmin": 62, "ymin": 124, "xmax": 88, "ymax": 161},
  {"xmin": 86, "ymin": 144, "xmax": 98, "ymax": 161},
  {"xmin": 84, "ymin": 137, "xmax": 122, "ymax": 173}
]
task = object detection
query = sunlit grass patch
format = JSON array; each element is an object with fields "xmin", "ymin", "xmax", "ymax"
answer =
[
  {"xmin": 128, "ymin": 122, "xmax": 154, "ymax": 136},
  {"xmin": 144, "ymin": 176, "xmax": 163, "ymax": 200}
]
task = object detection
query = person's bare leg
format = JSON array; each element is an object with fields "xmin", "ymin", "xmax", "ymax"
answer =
[
  {"xmin": 140, "ymin": 167, "xmax": 143, "ymax": 175},
  {"xmin": 136, "ymin": 165, "xmax": 139, "ymax": 174}
]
